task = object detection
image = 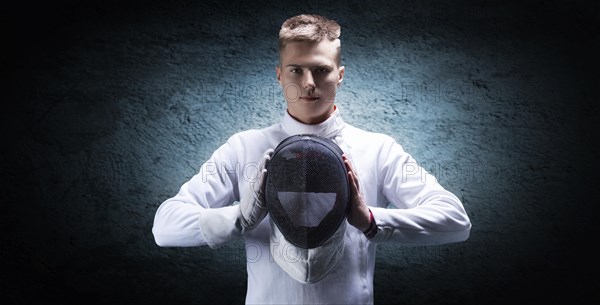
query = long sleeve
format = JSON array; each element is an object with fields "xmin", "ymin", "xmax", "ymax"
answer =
[
  {"xmin": 369, "ymin": 137, "xmax": 472, "ymax": 244},
  {"xmin": 152, "ymin": 137, "xmax": 243, "ymax": 249}
]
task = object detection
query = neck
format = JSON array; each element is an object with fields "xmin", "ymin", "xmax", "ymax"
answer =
[
  {"xmin": 281, "ymin": 105, "xmax": 345, "ymax": 139},
  {"xmin": 288, "ymin": 105, "xmax": 336, "ymax": 125}
]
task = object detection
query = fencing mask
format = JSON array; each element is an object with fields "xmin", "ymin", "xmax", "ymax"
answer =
[{"xmin": 265, "ymin": 134, "xmax": 350, "ymax": 284}]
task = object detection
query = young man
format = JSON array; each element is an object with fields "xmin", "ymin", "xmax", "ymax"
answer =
[{"xmin": 153, "ymin": 14, "xmax": 471, "ymax": 304}]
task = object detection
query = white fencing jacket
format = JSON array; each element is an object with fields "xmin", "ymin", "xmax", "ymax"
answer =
[{"xmin": 153, "ymin": 107, "xmax": 472, "ymax": 305}]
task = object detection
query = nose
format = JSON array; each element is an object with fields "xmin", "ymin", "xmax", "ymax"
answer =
[{"xmin": 302, "ymin": 71, "xmax": 315, "ymax": 90}]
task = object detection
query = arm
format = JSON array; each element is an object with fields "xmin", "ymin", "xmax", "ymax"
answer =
[
  {"xmin": 152, "ymin": 138, "xmax": 242, "ymax": 249},
  {"xmin": 348, "ymin": 137, "xmax": 471, "ymax": 245}
]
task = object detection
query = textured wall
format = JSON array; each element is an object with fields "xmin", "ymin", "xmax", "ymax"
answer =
[{"xmin": 3, "ymin": 0, "xmax": 598, "ymax": 304}]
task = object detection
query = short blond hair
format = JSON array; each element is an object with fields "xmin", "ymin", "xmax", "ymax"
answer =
[{"xmin": 278, "ymin": 14, "xmax": 341, "ymax": 65}]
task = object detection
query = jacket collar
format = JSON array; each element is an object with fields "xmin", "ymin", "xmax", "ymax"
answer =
[{"xmin": 281, "ymin": 107, "xmax": 346, "ymax": 139}]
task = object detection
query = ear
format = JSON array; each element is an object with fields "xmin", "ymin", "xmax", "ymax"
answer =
[
  {"xmin": 337, "ymin": 65, "xmax": 345, "ymax": 87},
  {"xmin": 276, "ymin": 65, "xmax": 283, "ymax": 87}
]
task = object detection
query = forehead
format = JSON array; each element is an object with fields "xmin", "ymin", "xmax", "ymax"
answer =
[{"xmin": 280, "ymin": 39, "xmax": 340, "ymax": 67}]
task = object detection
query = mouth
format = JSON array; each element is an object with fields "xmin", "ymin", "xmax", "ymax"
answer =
[{"xmin": 299, "ymin": 96, "xmax": 320, "ymax": 102}]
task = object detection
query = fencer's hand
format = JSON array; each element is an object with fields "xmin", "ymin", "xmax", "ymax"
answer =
[
  {"xmin": 239, "ymin": 148, "xmax": 274, "ymax": 231},
  {"xmin": 342, "ymin": 154, "xmax": 372, "ymax": 232}
]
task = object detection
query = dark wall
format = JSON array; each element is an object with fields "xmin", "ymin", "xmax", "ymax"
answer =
[{"xmin": 2, "ymin": 0, "xmax": 598, "ymax": 304}]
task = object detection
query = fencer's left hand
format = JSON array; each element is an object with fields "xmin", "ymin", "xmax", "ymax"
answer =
[{"xmin": 342, "ymin": 154, "xmax": 372, "ymax": 232}]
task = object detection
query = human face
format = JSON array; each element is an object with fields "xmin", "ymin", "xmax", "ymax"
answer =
[{"xmin": 276, "ymin": 39, "xmax": 345, "ymax": 124}]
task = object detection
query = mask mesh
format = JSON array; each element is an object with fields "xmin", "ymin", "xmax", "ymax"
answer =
[{"xmin": 266, "ymin": 135, "xmax": 349, "ymax": 249}]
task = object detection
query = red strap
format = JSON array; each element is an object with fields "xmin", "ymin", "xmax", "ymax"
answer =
[{"xmin": 362, "ymin": 209, "xmax": 377, "ymax": 238}]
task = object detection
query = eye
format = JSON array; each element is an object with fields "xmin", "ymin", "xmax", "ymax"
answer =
[
  {"xmin": 290, "ymin": 68, "xmax": 302, "ymax": 74},
  {"xmin": 314, "ymin": 68, "xmax": 330, "ymax": 74}
]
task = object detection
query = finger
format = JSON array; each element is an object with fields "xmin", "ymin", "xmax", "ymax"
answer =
[
  {"xmin": 342, "ymin": 155, "xmax": 357, "ymax": 176},
  {"xmin": 260, "ymin": 149, "xmax": 274, "ymax": 170},
  {"xmin": 347, "ymin": 170, "xmax": 360, "ymax": 198},
  {"xmin": 265, "ymin": 148, "xmax": 274, "ymax": 158},
  {"xmin": 344, "ymin": 158, "xmax": 360, "ymax": 181},
  {"xmin": 264, "ymin": 151, "xmax": 272, "ymax": 163},
  {"xmin": 259, "ymin": 168, "xmax": 268, "ymax": 193},
  {"xmin": 342, "ymin": 154, "xmax": 350, "ymax": 166},
  {"xmin": 264, "ymin": 148, "xmax": 274, "ymax": 165},
  {"xmin": 343, "ymin": 158, "xmax": 354, "ymax": 174},
  {"xmin": 346, "ymin": 171, "xmax": 357, "ymax": 209}
]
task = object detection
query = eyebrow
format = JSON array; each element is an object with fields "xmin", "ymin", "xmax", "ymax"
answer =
[{"xmin": 285, "ymin": 64, "xmax": 333, "ymax": 69}]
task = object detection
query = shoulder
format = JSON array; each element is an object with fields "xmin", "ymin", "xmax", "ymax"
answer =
[
  {"xmin": 221, "ymin": 123, "xmax": 284, "ymax": 162},
  {"xmin": 344, "ymin": 124, "xmax": 398, "ymax": 147},
  {"xmin": 226, "ymin": 123, "xmax": 282, "ymax": 146},
  {"xmin": 227, "ymin": 128, "xmax": 263, "ymax": 142},
  {"xmin": 342, "ymin": 123, "xmax": 410, "ymax": 166}
]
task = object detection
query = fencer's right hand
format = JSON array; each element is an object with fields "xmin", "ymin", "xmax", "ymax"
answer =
[{"xmin": 239, "ymin": 148, "xmax": 274, "ymax": 231}]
